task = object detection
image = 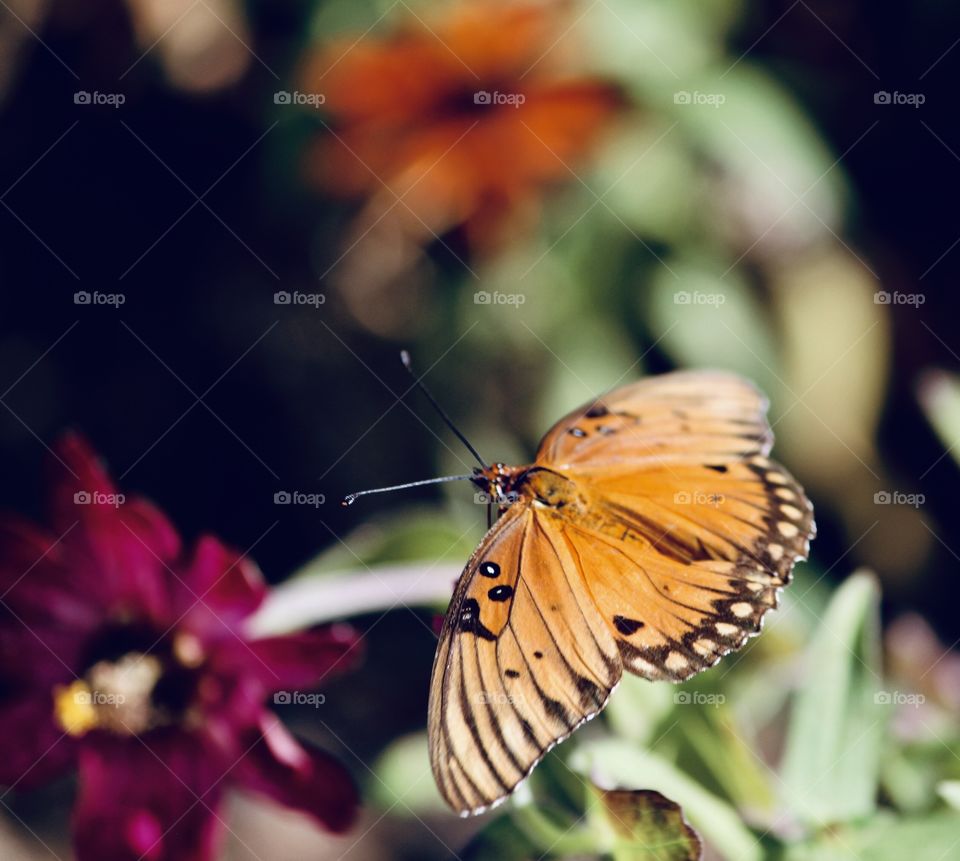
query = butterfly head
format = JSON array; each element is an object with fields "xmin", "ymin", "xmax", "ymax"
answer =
[{"xmin": 471, "ymin": 462, "xmax": 525, "ymax": 507}]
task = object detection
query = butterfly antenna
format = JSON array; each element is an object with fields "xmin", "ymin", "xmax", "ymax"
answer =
[
  {"xmin": 342, "ymin": 473, "xmax": 475, "ymax": 507},
  {"xmin": 400, "ymin": 350, "xmax": 487, "ymax": 468}
]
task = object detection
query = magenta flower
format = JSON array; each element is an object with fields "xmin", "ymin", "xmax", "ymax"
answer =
[{"xmin": 0, "ymin": 434, "xmax": 362, "ymax": 860}]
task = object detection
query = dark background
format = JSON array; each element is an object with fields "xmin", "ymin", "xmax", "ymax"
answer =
[{"xmin": 1, "ymin": 6, "xmax": 959, "ymax": 855}]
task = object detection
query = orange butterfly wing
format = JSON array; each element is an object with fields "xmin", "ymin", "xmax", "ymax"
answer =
[
  {"xmin": 536, "ymin": 369, "xmax": 773, "ymax": 468},
  {"xmin": 428, "ymin": 505, "xmax": 621, "ymax": 815},
  {"xmin": 428, "ymin": 370, "xmax": 814, "ymax": 814},
  {"xmin": 536, "ymin": 370, "xmax": 813, "ymax": 680}
]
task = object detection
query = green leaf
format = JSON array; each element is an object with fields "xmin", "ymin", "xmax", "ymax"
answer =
[
  {"xmin": 675, "ymin": 702, "xmax": 775, "ymax": 815},
  {"xmin": 645, "ymin": 253, "xmax": 781, "ymax": 399},
  {"xmin": 604, "ymin": 673, "xmax": 678, "ymax": 745},
  {"xmin": 783, "ymin": 812, "xmax": 960, "ymax": 861},
  {"xmin": 937, "ymin": 780, "xmax": 960, "ymax": 811},
  {"xmin": 462, "ymin": 815, "xmax": 542, "ymax": 861},
  {"xmin": 918, "ymin": 370, "xmax": 960, "ymax": 469},
  {"xmin": 572, "ymin": 739, "xmax": 763, "ymax": 861},
  {"xmin": 589, "ymin": 788, "xmax": 703, "ymax": 861},
  {"xmin": 367, "ymin": 732, "xmax": 447, "ymax": 815},
  {"xmin": 780, "ymin": 571, "xmax": 886, "ymax": 826},
  {"xmin": 290, "ymin": 507, "xmax": 476, "ymax": 575}
]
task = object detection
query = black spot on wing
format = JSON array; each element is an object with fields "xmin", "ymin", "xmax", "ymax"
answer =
[
  {"xmin": 459, "ymin": 598, "xmax": 497, "ymax": 641},
  {"xmin": 613, "ymin": 615, "xmax": 645, "ymax": 636},
  {"xmin": 479, "ymin": 561, "xmax": 500, "ymax": 578}
]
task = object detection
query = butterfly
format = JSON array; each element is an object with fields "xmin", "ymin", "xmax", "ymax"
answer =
[{"xmin": 420, "ymin": 370, "xmax": 815, "ymax": 816}]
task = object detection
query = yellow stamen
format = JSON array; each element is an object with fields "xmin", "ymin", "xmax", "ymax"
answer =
[
  {"xmin": 173, "ymin": 632, "xmax": 205, "ymax": 668},
  {"xmin": 51, "ymin": 653, "xmax": 163, "ymax": 737},
  {"xmin": 53, "ymin": 680, "xmax": 99, "ymax": 737}
]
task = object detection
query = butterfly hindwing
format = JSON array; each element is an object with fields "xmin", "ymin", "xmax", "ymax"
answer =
[
  {"xmin": 428, "ymin": 506, "xmax": 622, "ymax": 815},
  {"xmin": 530, "ymin": 370, "xmax": 813, "ymax": 681},
  {"xmin": 556, "ymin": 457, "xmax": 812, "ymax": 680}
]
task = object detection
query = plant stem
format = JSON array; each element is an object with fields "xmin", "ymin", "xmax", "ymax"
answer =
[{"xmin": 247, "ymin": 562, "xmax": 461, "ymax": 637}]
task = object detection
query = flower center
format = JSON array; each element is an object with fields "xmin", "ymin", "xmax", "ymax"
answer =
[
  {"xmin": 54, "ymin": 652, "xmax": 163, "ymax": 737},
  {"xmin": 52, "ymin": 631, "xmax": 206, "ymax": 738}
]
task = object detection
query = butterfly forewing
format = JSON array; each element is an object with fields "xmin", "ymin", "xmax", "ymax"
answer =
[{"xmin": 428, "ymin": 507, "xmax": 622, "ymax": 815}]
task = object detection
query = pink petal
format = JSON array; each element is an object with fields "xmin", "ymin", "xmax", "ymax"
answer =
[
  {"xmin": 231, "ymin": 714, "xmax": 359, "ymax": 834},
  {"xmin": 246, "ymin": 625, "xmax": 363, "ymax": 691},
  {"xmin": 177, "ymin": 537, "xmax": 267, "ymax": 640},
  {"xmin": 0, "ymin": 518, "xmax": 104, "ymax": 630},
  {"xmin": 73, "ymin": 732, "xmax": 224, "ymax": 861},
  {"xmin": 46, "ymin": 434, "xmax": 182, "ymax": 623},
  {"xmin": 46, "ymin": 432, "xmax": 118, "ymax": 527},
  {"xmin": 0, "ymin": 609, "xmax": 85, "ymax": 687},
  {"xmin": 0, "ymin": 693, "xmax": 75, "ymax": 790}
]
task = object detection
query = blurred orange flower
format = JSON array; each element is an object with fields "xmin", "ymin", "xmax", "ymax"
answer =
[{"xmin": 304, "ymin": 0, "xmax": 624, "ymax": 257}]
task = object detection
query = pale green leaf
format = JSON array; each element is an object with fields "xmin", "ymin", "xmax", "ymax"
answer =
[{"xmin": 780, "ymin": 571, "xmax": 886, "ymax": 825}]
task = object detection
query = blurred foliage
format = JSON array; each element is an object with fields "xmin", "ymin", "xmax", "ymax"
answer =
[
  {"xmin": 351, "ymin": 568, "xmax": 960, "ymax": 859},
  {"xmin": 2, "ymin": 0, "xmax": 960, "ymax": 857}
]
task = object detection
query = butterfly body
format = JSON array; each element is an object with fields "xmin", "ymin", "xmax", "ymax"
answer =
[{"xmin": 429, "ymin": 371, "xmax": 815, "ymax": 816}]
